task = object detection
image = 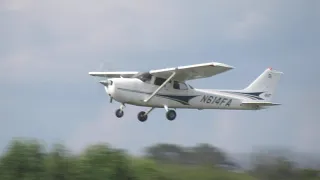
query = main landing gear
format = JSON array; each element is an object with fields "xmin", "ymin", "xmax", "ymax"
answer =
[
  {"xmin": 164, "ymin": 105, "xmax": 176, "ymax": 121},
  {"xmin": 115, "ymin": 103, "xmax": 125, "ymax": 118},
  {"xmin": 114, "ymin": 104, "xmax": 177, "ymax": 122},
  {"xmin": 166, "ymin": 110, "xmax": 176, "ymax": 121},
  {"xmin": 137, "ymin": 111, "xmax": 148, "ymax": 122},
  {"xmin": 137, "ymin": 107, "xmax": 154, "ymax": 122},
  {"xmin": 137, "ymin": 108, "xmax": 177, "ymax": 122}
]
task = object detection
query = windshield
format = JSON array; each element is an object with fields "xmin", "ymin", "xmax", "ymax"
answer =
[{"xmin": 134, "ymin": 72, "xmax": 152, "ymax": 82}]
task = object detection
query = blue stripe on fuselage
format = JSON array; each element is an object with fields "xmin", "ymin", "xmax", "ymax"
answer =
[{"xmin": 117, "ymin": 88, "xmax": 200, "ymax": 105}]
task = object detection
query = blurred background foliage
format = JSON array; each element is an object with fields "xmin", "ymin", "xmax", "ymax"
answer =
[{"xmin": 0, "ymin": 138, "xmax": 318, "ymax": 180}]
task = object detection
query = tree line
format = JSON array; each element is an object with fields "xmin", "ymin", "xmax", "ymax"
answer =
[{"xmin": 0, "ymin": 138, "xmax": 318, "ymax": 180}]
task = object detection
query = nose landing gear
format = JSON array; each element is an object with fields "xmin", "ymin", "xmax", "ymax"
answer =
[
  {"xmin": 115, "ymin": 103, "xmax": 125, "ymax": 118},
  {"xmin": 115, "ymin": 109, "xmax": 124, "ymax": 118}
]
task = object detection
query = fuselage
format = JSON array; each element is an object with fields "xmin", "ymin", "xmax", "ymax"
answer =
[{"xmin": 104, "ymin": 77, "xmax": 261, "ymax": 110}]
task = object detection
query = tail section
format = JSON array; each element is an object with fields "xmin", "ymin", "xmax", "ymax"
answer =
[{"xmin": 243, "ymin": 68, "xmax": 283, "ymax": 101}]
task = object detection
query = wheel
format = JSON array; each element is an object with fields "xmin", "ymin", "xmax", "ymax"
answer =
[
  {"xmin": 115, "ymin": 109, "xmax": 124, "ymax": 118},
  {"xmin": 137, "ymin": 111, "xmax": 148, "ymax": 122},
  {"xmin": 166, "ymin": 110, "xmax": 176, "ymax": 121}
]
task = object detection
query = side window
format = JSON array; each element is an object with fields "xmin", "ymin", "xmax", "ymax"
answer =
[
  {"xmin": 173, "ymin": 81, "xmax": 180, "ymax": 89},
  {"xmin": 173, "ymin": 81, "xmax": 188, "ymax": 90},
  {"xmin": 179, "ymin": 82, "xmax": 188, "ymax": 90},
  {"xmin": 154, "ymin": 77, "xmax": 166, "ymax": 86}
]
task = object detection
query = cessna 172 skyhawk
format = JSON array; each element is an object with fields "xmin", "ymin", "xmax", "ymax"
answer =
[{"xmin": 89, "ymin": 62, "xmax": 283, "ymax": 122}]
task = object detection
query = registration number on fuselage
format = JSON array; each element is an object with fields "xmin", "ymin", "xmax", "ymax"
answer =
[{"xmin": 200, "ymin": 95, "xmax": 232, "ymax": 106}]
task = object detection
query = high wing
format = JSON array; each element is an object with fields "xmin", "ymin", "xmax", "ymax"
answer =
[
  {"xmin": 149, "ymin": 62, "xmax": 234, "ymax": 82},
  {"xmin": 88, "ymin": 62, "xmax": 234, "ymax": 81},
  {"xmin": 88, "ymin": 71, "xmax": 139, "ymax": 78},
  {"xmin": 89, "ymin": 62, "xmax": 235, "ymax": 103}
]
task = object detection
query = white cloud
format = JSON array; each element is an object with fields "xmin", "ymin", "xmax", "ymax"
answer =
[
  {"xmin": 209, "ymin": 111, "xmax": 248, "ymax": 152},
  {"xmin": 1, "ymin": 0, "xmax": 280, "ymax": 82},
  {"xmin": 226, "ymin": 12, "xmax": 269, "ymax": 40},
  {"xmin": 293, "ymin": 91, "xmax": 320, "ymax": 152},
  {"xmin": 2, "ymin": 0, "xmax": 319, "ymax": 154},
  {"xmin": 65, "ymin": 104, "xmax": 140, "ymax": 153},
  {"xmin": 1, "ymin": 0, "xmax": 33, "ymax": 11},
  {"xmin": 1, "ymin": 0, "xmax": 185, "ymax": 82}
]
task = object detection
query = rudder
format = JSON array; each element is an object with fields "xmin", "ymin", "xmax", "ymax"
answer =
[{"xmin": 243, "ymin": 68, "xmax": 283, "ymax": 101}]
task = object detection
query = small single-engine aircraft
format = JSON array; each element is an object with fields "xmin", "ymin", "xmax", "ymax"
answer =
[{"xmin": 89, "ymin": 62, "xmax": 283, "ymax": 122}]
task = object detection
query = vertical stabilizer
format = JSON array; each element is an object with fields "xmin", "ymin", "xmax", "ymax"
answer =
[{"xmin": 243, "ymin": 68, "xmax": 283, "ymax": 101}]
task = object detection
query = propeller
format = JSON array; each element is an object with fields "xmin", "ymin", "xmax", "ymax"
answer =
[
  {"xmin": 99, "ymin": 79, "xmax": 113, "ymax": 103},
  {"xmin": 93, "ymin": 60, "xmax": 115, "ymax": 103}
]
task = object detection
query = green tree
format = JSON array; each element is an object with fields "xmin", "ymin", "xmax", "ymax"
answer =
[
  {"xmin": 144, "ymin": 143, "xmax": 232, "ymax": 167},
  {"xmin": 45, "ymin": 143, "xmax": 80, "ymax": 180},
  {"xmin": 130, "ymin": 157, "xmax": 170, "ymax": 180},
  {"xmin": 249, "ymin": 149, "xmax": 318, "ymax": 180},
  {"xmin": 2, "ymin": 139, "xmax": 296, "ymax": 180},
  {"xmin": 0, "ymin": 139, "xmax": 46, "ymax": 180},
  {"xmin": 191, "ymin": 143, "xmax": 229, "ymax": 166},
  {"xmin": 76, "ymin": 143, "xmax": 133, "ymax": 180},
  {"xmin": 144, "ymin": 143, "xmax": 184, "ymax": 164}
]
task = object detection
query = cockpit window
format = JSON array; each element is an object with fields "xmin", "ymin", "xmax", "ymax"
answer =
[
  {"xmin": 134, "ymin": 72, "xmax": 152, "ymax": 82},
  {"xmin": 154, "ymin": 77, "xmax": 167, "ymax": 86},
  {"xmin": 173, "ymin": 81, "xmax": 188, "ymax": 90}
]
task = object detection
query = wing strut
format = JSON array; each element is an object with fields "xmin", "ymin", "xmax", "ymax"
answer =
[{"xmin": 143, "ymin": 71, "xmax": 176, "ymax": 103}]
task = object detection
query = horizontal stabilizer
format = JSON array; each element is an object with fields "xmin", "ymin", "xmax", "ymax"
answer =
[{"xmin": 241, "ymin": 101, "xmax": 281, "ymax": 106}]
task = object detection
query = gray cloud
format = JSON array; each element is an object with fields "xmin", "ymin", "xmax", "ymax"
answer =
[
  {"xmin": 1, "ymin": 0, "xmax": 319, "ymax": 154},
  {"xmin": 0, "ymin": 0, "xmax": 288, "ymax": 80}
]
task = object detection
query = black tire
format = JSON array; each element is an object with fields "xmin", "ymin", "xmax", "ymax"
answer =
[
  {"xmin": 137, "ymin": 111, "xmax": 148, "ymax": 122},
  {"xmin": 166, "ymin": 110, "xmax": 176, "ymax": 121},
  {"xmin": 115, "ymin": 109, "xmax": 124, "ymax": 118}
]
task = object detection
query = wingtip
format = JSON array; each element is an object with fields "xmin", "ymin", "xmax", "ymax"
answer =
[
  {"xmin": 212, "ymin": 62, "xmax": 235, "ymax": 69},
  {"xmin": 88, "ymin": 72, "xmax": 99, "ymax": 76},
  {"xmin": 228, "ymin": 65, "xmax": 235, "ymax": 69}
]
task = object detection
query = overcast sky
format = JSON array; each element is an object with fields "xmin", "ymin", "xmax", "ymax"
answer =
[{"xmin": 1, "ymin": 0, "xmax": 319, "ymax": 155}]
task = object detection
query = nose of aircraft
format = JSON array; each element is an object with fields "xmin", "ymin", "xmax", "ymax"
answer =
[
  {"xmin": 99, "ymin": 79, "xmax": 115, "ymax": 96},
  {"xmin": 99, "ymin": 80, "xmax": 108, "ymax": 86},
  {"xmin": 98, "ymin": 79, "xmax": 115, "ymax": 103},
  {"xmin": 99, "ymin": 79, "xmax": 113, "ymax": 87}
]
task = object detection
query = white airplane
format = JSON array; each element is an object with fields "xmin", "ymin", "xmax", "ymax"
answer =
[{"xmin": 89, "ymin": 62, "xmax": 283, "ymax": 122}]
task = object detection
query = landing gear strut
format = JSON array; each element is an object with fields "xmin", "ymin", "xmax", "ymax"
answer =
[{"xmin": 115, "ymin": 103, "xmax": 125, "ymax": 118}]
